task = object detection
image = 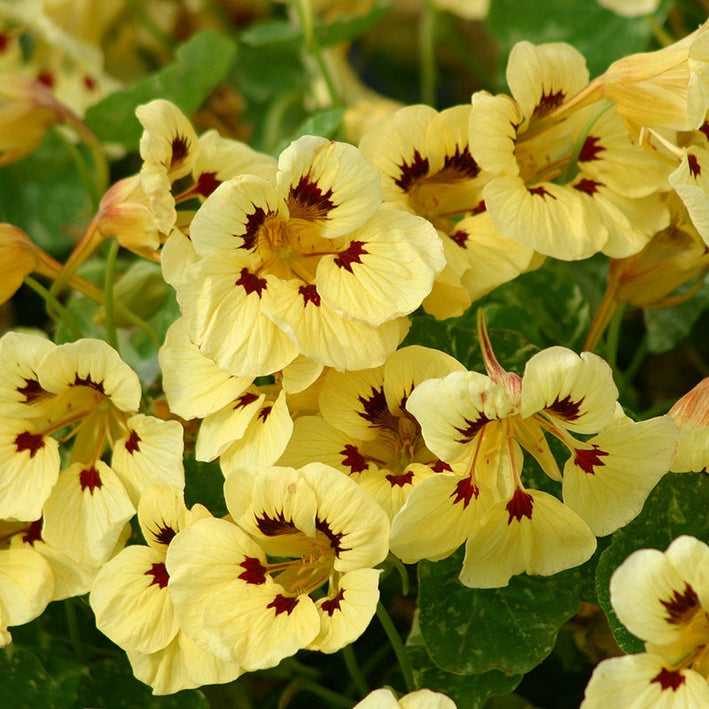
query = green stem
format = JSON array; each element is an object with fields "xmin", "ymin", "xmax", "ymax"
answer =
[
  {"xmin": 605, "ymin": 301, "xmax": 626, "ymax": 373},
  {"xmin": 419, "ymin": 0, "xmax": 437, "ymax": 107},
  {"xmin": 277, "ymin": 678, "xmax": 354, "ymax": 709},
  {"xmin": 376, "ymin": 601, "xmax": 415, "ymax": 693},
  {"xmin": 620, "ymin": 334, "xmax": 648, "ymax": 388},
  {"xmin": 644, "ymin": 14, "xmax": 675, "ymax": 47},
  {"xmin": 24, "ymin": 276, "xmax": 83, "ymax": 339},
  {"xmin": 341, "ymin": 644, "xmax": 368, "ymax": 699},
  {"xmin": 103, "ymin": 240, "xmax": 120, "ymax": 352},
  {"xmin": 385, "ymin": 553, "xmax": 410, "ymax": 597},
  {"xmin": 55, "ymin": 131, "xmax": 100, "ymax": 208},
  {"xmin": 65, "ymin": 599, "xmax": 85, "ymax": 664},
  {"xmin": 62, "ymin": 112, "xmax": 110, "ymax": 208},
  {"xmin": 295, "ymin": 0, "xmax": 342, "ymax": 108}
]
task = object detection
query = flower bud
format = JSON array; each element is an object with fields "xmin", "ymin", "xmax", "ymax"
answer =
[{"xmin": 0, "ymin": 76, "xmax": 66, "ymax": 165}]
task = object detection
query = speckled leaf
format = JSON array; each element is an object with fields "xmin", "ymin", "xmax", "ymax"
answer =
[
  {"xmin": 418, "ymin": 548, "xmax": 581, "ymax": 676},
  {"xmin": 595, "ymin": 472, "xmax": 709, "ymax": 654},
  {"xmin": 407, "ymin": 615, "xmax": 522, "ymax": 708},
  {"xmin": 0, "ymin": 645, "xmax": 78, "ymax": 709}
]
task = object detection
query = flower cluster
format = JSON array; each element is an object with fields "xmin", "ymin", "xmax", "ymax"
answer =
[{"xmin": 1, "ymin": 6, "xmax": 709, "ymax": 705}]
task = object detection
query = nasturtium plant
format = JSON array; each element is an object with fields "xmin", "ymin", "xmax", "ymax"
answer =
[{"xmin": 2, "ymin": 1, "xmax": 709, "ymax": 708}]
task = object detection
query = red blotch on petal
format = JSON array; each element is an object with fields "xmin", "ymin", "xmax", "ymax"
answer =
[
  {"xmin": 79, "ymin": 466, "xmax": 103, "ymax": 494},
  {"xmin": 194, "ymin": 171, "xmax": 221, "ymax": 198},
  {"xmin": 257, "ymin": 405, "xmax": 272, "ymax": 423},
  {"xmin": 316, "ymin": 516, "xmax": 350, "ymax": 556},
  {"xmin": 125, "ymin": 429, "xmax": 141, "ymax": 455},
  {"xmin": 37, "ymin": 70, "xmax": 54, "ymax": 88},
  {"xmin": 22, "ymin": 519, "xmax": 43, "ymax": 546},
  {"xmin": 688, "ymin": 153, "xmax": 702, "ymax": 179},
  {"xmin": 256, "ymin": 511, "xmax": 298, "ymax": 536},
  {"xmin": 451, "ymin": 230, "xmax": 469, "ymax": 248},
  {"xmin": 334, "ymin": 241, "xmax": 368, "ymax": 273},
  {"xmin": 321, "ymin": 589, "xmax": 345, "ymax": 616},
  {"xmin": 16, "ymin": 378, "xmax": 46, "ymax": 403},
  {"xmin": 578, "ymin": 135, "xmax": 605, "ymax": 162},
  {"xmin": 450, "ymin": 477, "xmax": 479, "ymax": 509},
  {"xmin": 395, "ymin": 150, "xmax": 430, "ymax": 192},
  {"xmin": 660, "ymin": 583, "xmax": 700, "ymax": 625},
  {"xmin": 386, "ymin": 471, "xmax": 414, "ymax": 487},
  {"xmin": 73, "ymin": 373, "xmax": 106, "ymax": 394},
  {"xmin": 506, "ymin": 488, "xmax": 534, "ymax": 524},
  {"xmin": 170, "ymin": 135, "xmax": 190, "ymax": 170},
  {"xmin": 574, "ymin": 445, "xmax": 609, "ymax": 475},
  {"xmin": 528, "ymin": 185, "xmax": 556, "ymax": 200},
  {"xmin": 235, "ymin": 392, "xmax": 259, "ymax": 409},
  {"xmin": 14, "ymin": 431, "xmax": 45, "ymax": 459},
  {"xmin": 650, "ymin": 667, "xmax": 686, "ymax": 692},
  {"xmin": 341, "ymin": 444, "xmax": 368, "ymax": 473},
  {"xmin": 236, "ymin": 267, "xmax": 267, "ymax": 297},
  {"xmin": 454, "ymin": 414, "xmax": 491, "ymax": 443},
  {"xmin": 432, "ymin": 459, "xmax": 452, "ymax": 473},
  {"xmin": 574, "ymin": 178, "xmax": 601, "ymax": 195},
  {"xmin": 83, "ymin": 75, "xmax": 97, "ymax": 92},
  {"xmin": 299, "ymin": 284, "xmax": 321, "ymax": 307},
  {"xmin": 532, "ymin": 90, "xmax": 565, "ymax": 120},
  {"xmin": 288, "ymin": 174, "xmax": 335, "ymax": 220},
  {"xmin": 241, "ymin": 205, "xmax": 267, "ymax": 250},
  {"xmin": 238, "ymin": 556, "xmax": 268, "ymax": 585},
  {"xmin": 267, "ymin": 593, "xmax": 299, "ymax": 616},
  {"xmin": 357, "ymin": 387, "xmax": 389, "ymax": 425},
  {"xmin": 547, "ymin": 394, "xmax": 582, "ymax": 421},
  {"xmin": 145, "ymin": 562, "xmax": 169, "ymax": 589},
  {"xmin": 151, "ymin": 523, "xmax": 177, "ymax": 546}
]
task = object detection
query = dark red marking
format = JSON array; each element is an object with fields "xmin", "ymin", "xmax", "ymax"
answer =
[
  {"xmin": 194, "ymin": 171, "xmax": 221, "ymax": 198},
  {"xmin": 660, "ymin": 583, "xmax": 700, "ymax": 625},
  {"xmin": 37, "ymin": 70, "xmax": 54, "ymax": 88},
  {"xmin": 73, "ymin": 373, "xmax": 106, "ymax": 394},
  {"xmin": 257, "ymin": 405, "xmax": 272, "ymax": 423},
  {"xmin": 506, "ymin": 488, "xmax": 534, "ymax": 524},
  {"xmin": 574, "ymin": 178, "xmax": 601, "ymax": 195},
  {"xmin": 83, "ymin": 75, "xmax": 97, "ymax": 92},
  {"xmin": 14, "ymin": 431, "xmax": 44, "ymax": 459},
  {"xmin": 528, "ymin": 185, "xmax": 556, "ymax": 200},
  {"xmin": 450, "ymin": 477, "xmax": 479, "ymax": 508},
  {"xmin": 150, "ymin": 522, "xmax": 177, "ymax": 546},
  {"xmin": 170, "ymin": 135, "xmax": 190, "ymax": 170},
  {"xmin": 288, "ymin": 174, "xmax": 335, "ymax": 219},
  {"xmin": 441, "ymin": 145, "xmax": 480, "ymax": 179},
  {"xmin": 574, "ymin": 445, "xmax": 609, "ymax": 475},
  {"xmin": 357, "ymin": 387, "xmax": 389, "ymax": 425},
  {"xmin": 241, "ymin": 206, "xmax": 267, "ymax": 250},
  {"xmin": 321, "ymin": 589, "xmax": 345, "ymax": 616},
  {"xmin": 650, "ymin": 668, "xmax": 686, "ymax": 692},
  {"xmin": 316, "ymin": 517, "xmax": 350, "ymax": 556},
  {"xmin": 578, "ymin": 135, "xmax": 605, "ymax": 162},
  {"xmin": 451, "ymin": 230, "xmax": 469, "ymax": 248},
  {"xmin": 547, "ymin": 394, "xmax": 582, "ymax": 421},
  {"xmin": 532, "ymin": 90, "xmax": 565, "ymax": 120},
  {"xmin": 454, "ymin": 414, "xmax": 491, "ymax": 443},
  {"xmin": 22, "ymin": 519, "xmax": 43, "ymax": 546},
  {"xmin": 334, "ymin": 241, "xmax": 368, "ymax": 273},
  {"xmin": 299, "ymin": 284, "xmax": 321, "ymax": 307},
  {"xmin": 341, "ymin": 444, "xmax": 368, "ymax": 473},
  {"xmin": 235, "ymin": 392, "xmax": 259, "ymax": 409},
  {"xmin": 256, "ymin": 511, "xmax": 297, "ymax": 536},
  {"xmin": 236, "ymin": 267, "xmax": 267, "ymax": 297},
  {"xmin": 267, "ymin": 593, "xmax": 299, "ymax": 615},
  {"xmin": 17, "ymin": 378, "xmax": 46, "ymax": 404},
  {"xmin": 79, "ymin": 466, "xmax": 102, "ymax": 493},
  {"xmin": 395, "ymin": 150, "xmax": 430, "ymax": 192},
  {"xmin": 145, "ymin": 562, "xmax": 169, "ymax": 589},
  {"xmin": 386, "ymin": 471, "xmax": 414, "ymax": 487},
  {"xmin": 432, "ymin": 459, "xmax": 452, "ymax": 473},
  {"xmin": 125, "ymin": 429, "xmax": 141, "ymax": 454},
  {"xmin": 688, "ymin": 153, "xmax": 701, "ymax": 179},
  {"xmin": 238, "ymin": 556, "xmax": 268, "ymax": 585}
]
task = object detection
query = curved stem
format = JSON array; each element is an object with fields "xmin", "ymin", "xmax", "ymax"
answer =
[
  {"xmin": 376, "ymin": 601, "xmax": 415, "ymax": 693},
  {"xmin": 341, "ymin": 644, "xmax": 368, "ymax": 699},
  {"xmin": 605, "ymin": 301, "xmax": 626, "ymax": 373},
  {"xmin": 24, "ymin": 276, "xmax": 83, "ymax": 339},
  {"xmin": 583, "ymin": 282, "xmax": 619, "ymax": 353},
  {"xmin": 103, "ymin": 239, "xmax": 121, "ymax": 352},
  {"xmin": 277, "ymin": 678, "xmax": 354, "ymax": 709},
  {"xmin": 385, "ymin": 552, "xmax": 410, "ymax": 597}
]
